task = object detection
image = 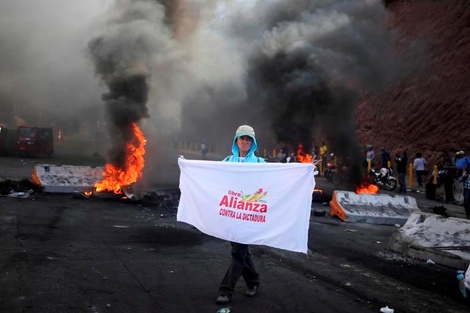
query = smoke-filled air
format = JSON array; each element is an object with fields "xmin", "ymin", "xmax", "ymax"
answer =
[{"xmin": 0, "ymin": 0, "xmax": 422, "ymax": 185}]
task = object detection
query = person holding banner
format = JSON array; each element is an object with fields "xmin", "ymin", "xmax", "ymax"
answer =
[
  {"xmin": 177, "ymin": 125, "xmax": 316, "ymax": 304},
  {"xmin": 216, "ymin": 125, "xmax": 265, "ymax": 305}
]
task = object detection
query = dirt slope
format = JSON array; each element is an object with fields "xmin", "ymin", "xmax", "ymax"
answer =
[{"xmin": 356, "ymin": 0, "xmax": 470, "ymax": 166}]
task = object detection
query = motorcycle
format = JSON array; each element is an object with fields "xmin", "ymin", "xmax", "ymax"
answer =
[
  {"xmin": 324, "ymin": 159, "xmax": 349, "ymax": 185},
  {"xmin": 369, "ymin": 167, "xmax": 397, "ymax": 191}
]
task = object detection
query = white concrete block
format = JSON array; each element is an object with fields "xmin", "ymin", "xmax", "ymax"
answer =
[
  {"xmin": 389, "ymin": 212, "xmax": 470, "ymax": 268},
  {"xmin": 32, "ymin": 164, "xmax": 103, "ymax": 193},
  {"xmin": 329, "ymin": 190, "xmax": 420, "ymax": 225}
]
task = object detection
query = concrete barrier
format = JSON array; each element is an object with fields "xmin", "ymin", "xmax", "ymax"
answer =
[
  {"xmin": 329, "ymin": 190, "xmax": 420, "ymax": 225},
  {"xmin": 32, "ymin": 164, "xmax": 103, "ymax": 193},
  {"xmin": 389, "ymin": 212, "xmax": 470, "ymax": 268}
]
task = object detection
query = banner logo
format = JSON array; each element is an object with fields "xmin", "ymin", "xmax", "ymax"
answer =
[{"xmin": 218, "ymin": 188, "xmax": 268, "ymax": 223}]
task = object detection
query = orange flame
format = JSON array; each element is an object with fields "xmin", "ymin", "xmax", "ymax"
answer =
[
  {"xmin": 296, "ymin": 144, "xmax": 313, "ymax": 163},
  {"xmin": 355, "ymin": 181, "xmax": 379, "ymax": 194},
  {"xmin": 94, "ymin": 123, "xmax": 146, "ymax": 194}
]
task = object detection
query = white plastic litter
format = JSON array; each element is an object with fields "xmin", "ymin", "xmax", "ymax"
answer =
[
  {"xmin": 380, "ymin": 306, "xmax": 394, "ymax": 313},
  {"xmin": 427, "ymin": 259, "xmax": 435, "ymax": 264},
  {"xmin": 1, "ymin": 189, "xmax": 34, "ymax": 198}
]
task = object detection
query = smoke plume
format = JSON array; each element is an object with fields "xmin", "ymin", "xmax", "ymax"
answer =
[
  {"xmin": 0, "ymin": 0, "xmax": 109, "ymax": 134},
  {"xmin": 178, "ymin": 0, "xmax": 422, "ymax": 183},
  {"xmin": 88, "ymin": 0, "xmax": 173, "ymax": 166},
  {"xmin": 86, "ymin": 0, "xmax": 425, "ymax": 184},
  {"xmin": 0, "ymin": 0, "xmax": 422, "ymax": 186}
]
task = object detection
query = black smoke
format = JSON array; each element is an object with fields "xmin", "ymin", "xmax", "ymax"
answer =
[
  {"xmin": 88, "ymin": 0, "xmax": 171, "ymax": 167},
  {"xmin": 87, "ymin": 0, "xmax": 422, "ymax": 186},
  {"xmin": 180, "ymin": 0, "xmax": 422, "ymax": 184},
  {"xmin": 244, "ymin": 0, "xmax": 421, "ymax": 183}
]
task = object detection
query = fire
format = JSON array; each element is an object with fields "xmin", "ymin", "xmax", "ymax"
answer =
[
  {"xmin": 296, "ymin": 144, "xmax": 313, "ymax": 163},
  {"xmin": 355, "ymin": 181, "xmax": 379, "ymax": 194},
  {"xmin": 94, "ymin": 123, "xmax": 146, "ymax": 194}
]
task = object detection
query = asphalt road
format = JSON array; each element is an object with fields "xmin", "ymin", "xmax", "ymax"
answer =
[{"xmin": 0, "ymin": 150, "xmax": 469, "ymax": 313}]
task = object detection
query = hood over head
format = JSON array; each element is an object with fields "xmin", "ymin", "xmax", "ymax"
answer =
[{"xmin": 224, "ymin": 125, "xmax": 264, "ymax": 163}]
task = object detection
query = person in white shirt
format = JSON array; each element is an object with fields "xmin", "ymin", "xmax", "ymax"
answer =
[
  {"xmin": 365, "ymin": 144, "xmax": 375, "ymax": 168},
  {"xmin": 413, "ymin": 152, "xmax": 427, "ymax": 187}
]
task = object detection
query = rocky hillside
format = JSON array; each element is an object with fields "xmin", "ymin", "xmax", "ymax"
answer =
[{"xmin": 356, "ymin": 0, "xmax": 470, "ymax": 167}]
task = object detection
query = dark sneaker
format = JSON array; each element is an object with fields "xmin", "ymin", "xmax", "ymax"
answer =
[
  {"xmin": 245, "ymin": 286, "xmax": 258, "ymax": 297},
  {"xmin": 216, "ymin": 295, "xmax": 231, "ymax": 305}
]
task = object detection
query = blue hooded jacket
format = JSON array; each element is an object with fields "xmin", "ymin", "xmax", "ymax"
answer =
[{"xmin": 223, "ymin": 129, "xmax": 265, "ymax": 163}]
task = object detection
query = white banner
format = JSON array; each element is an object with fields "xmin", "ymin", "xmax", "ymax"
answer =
[{"xmin": 177, "ymin": 158, "xmax": 315, "ymax": 253}]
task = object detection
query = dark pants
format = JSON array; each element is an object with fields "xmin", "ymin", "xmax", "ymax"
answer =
[
  {"xmin": 463, "ymin": 188, "xmax": 470, "ymax": 218},
  {"xmin": 219, "ymin": 242, "xmax": 259, "ymax": 297},
  {"xmin": 416, "ymin": 170, "xmax": 425, "ymax": 186},
  {"xmin": 398, "ymin": 172, "xmax": 406, "ymax": 193},
  {"xmin": 444, "ymin": 176, "xmax": 455, "ymax": 202}
]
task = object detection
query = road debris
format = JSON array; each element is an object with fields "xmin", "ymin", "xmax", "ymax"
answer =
[{"xmin": 380, "ymin": 306, "xmax": 394, "ymax": 313}]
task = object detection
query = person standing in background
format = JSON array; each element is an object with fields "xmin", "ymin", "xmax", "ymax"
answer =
[
  {"xmin": 395, "ymin": 151, "xmax": 407, "ymax": 193},
  {"xmin": 381, "ymin": 147, "xmax": 391, "ymax": 168},
  {"xmin": 200, "ymin": 140, "xmax": 208, "ymax": 160},
  {"xmin": 319, "ymin": 141, "xmax": 328, "ymax": 172},
  {"xmin": 413, "ymin": 152, "xmax": 426, "ymax": 187},
  {"xmin": 456, "ymin": 150, "xmax": 470, "ymax": 176},
  {"xmin": 440, "ymin": 151, "xmax": 457, "ymax": 203},
  {"xmin": 365, "ymin": 144, "xmax": 375, "ymax": 169},
  {"xmin": 458, "ymin": 166, "xmax": 470, "ymax": 219}
]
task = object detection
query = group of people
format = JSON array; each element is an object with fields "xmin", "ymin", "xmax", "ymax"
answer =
[
  {"xmin": 316, "ymin": 141, "xmax": 469, "ymax": 218},
  {"xmin": 368, "ymin": 145, "xmax": 470, "ymax": 219},
  {"xmin": 363, "ymin": 145, "xmax": 427, "ymax": 190},
  {"xmin": 394, "ymin": 150, "xmax": 425, "ymax": 191},
  {"xmin": 273, "ymin": 147, "xmax": 296, "ymax": 163}
]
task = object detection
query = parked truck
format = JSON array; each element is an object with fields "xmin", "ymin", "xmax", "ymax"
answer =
[{"xmin": 16, "ymin": 126, "xmax": 54, "ymax": 157}]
